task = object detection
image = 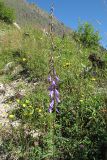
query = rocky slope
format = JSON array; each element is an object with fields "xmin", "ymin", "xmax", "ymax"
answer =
[{"xmin": 3, "ymin": 0, "xmax": 72, "ymax": 36}]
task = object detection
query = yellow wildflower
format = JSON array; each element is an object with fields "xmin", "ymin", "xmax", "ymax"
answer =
[
  {"xmin": 16, "ymin": 99, "xmax": 20, "ymax": 103},
  {"xmin": 26, "ymin": 100, "xmax": 30, "ymax": 104},
  {"xmin": 63, "ymin": 62, "xmax": 71, "ymax": 67},
  {"xmin": 22, "ymin": 58, "xmax": 26, "ymax": 62},
  {"xmin": 9, "ymin": 114, "xmax": 15, "ymax": 119},
  {"xmin": 91, "ymin": 77, "xmax": 96, "ymax": 81},
  {"xmin": 23, "ymin": 104, "xmax": 26, "ymax": 107},
  {"xmin": 29, "ymin": 105, "xmax": 33, "ymax": 108},
  {"xmin": 80, "ymin": 99, "xmax": 84, "ymax": 102},
  {"xmin": 38, "ymin": 109, "xmax": 42, "ymax": 113}
]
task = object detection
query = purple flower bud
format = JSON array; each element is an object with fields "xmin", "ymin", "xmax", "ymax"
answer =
[
  {"xmin": 52, "ymin": 80, "xmax": 56, "ymax": 86},
  {"xmin": 56, "ymin": 96, "xmax": 60, "ymax": 103},
  {"xmin": 48, "ymin": 76, "xmax": 52, "ymax": 82},
  {"xmin": 50, "ymin": 100, "xmax": 54, "ymax": 109},
  {"xmin": 55, "ymin": 89, "xmax": 59, "ymax": 96},
  {"xmin": 49, "ymin": 100, "xmax": 54, "ymax": 113},
  {"xmin": 48, "ymin": 85, "xmax": 53, "ymax": 91},
  {"xmin": 49, "ymin": 90, "xmax": 54, "ymax": 98},
  {"xmin": 48, "ymin": 108, "xmax": 52, "ymax": 113},
  {"xmin": 55, "ymin": 76, "xmax": 60, "ymax": 82}
]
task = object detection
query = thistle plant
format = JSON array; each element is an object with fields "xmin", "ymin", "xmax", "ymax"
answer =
[{"xmin": 48, "ymin": 3, "xmax": 60, "ymax": 113}]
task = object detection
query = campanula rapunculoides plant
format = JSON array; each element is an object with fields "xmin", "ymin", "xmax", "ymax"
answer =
[{"xmin": 48, "ymin": 3, "xmax": 60, "ymax": 113}]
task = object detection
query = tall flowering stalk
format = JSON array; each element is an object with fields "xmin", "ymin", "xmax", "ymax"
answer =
[
  {"xmin": 48, "ymin": 3, "xmax": 60, "ymax": 113},
  {"xmin": 46, "ymin": 4, "xmax": 60, "ymax": 159}
]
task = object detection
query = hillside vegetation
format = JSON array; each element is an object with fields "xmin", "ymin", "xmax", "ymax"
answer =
[
  {"xmin": 0, "ymin": 0, "xmax": 15, "ymax": 23},
  {"xmin": 3, "ymin": 0, "xmax": 72, "ymax": 36},
  {"xmin": 0, "ymin": 2, "xmax": 107, "ymax": 160}
]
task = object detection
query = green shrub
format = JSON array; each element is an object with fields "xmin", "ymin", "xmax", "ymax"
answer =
[
  {"xmin": 0, "ymin": 1, "xmax": 15, "ymax": 23},
  {"xmin": 77, "ymin": 22, "xmax": 101, "ymax": 47}
]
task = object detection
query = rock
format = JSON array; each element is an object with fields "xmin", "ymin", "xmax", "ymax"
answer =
[
  {"xmin": 0, "ymin": 83, "xmax": 5, "ymax": 95},
  {"xmin": 13, "ymin": 22, "xmax": 21, "ymax": 30},
  {"xmin": 0, "ymin": 78, "xmax": 35, "ymax": 134},
  {"xmin": 3, "ymin": 62, "xmax": 15, "ymax": 74},
  {"xmin": 11, "ymin": 120, "xmax": 21, "ymax": 128},
  {"xmin": 11, "ymin": 65, "xmax": 23, "ymax": 78},
  {"xmin": 31, "ymin": 130, "xmax": 42, "ymax": 138}
]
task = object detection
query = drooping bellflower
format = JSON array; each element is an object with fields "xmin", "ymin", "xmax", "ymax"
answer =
[
  {"xmin": 48, "ymin": 4, "xmax": 60, "ymax": 113},
  {"xmin": 48, "ymin": 74, "xmax": 60, "ymax": 113}
]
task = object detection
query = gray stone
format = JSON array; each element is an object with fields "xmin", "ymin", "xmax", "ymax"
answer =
[
  {"xmin": 3, "ymin": 62, "xmax": 15, "ymax": 74},
  {"xmin": 0, "ymin": 83, "xmax": 5, "ymax": 95},
  {"xmin": 11, "ymin": 65, "xmax": 23, "ymax": 78}
]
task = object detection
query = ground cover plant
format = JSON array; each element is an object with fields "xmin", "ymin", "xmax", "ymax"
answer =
[
  {"xmin": 0, "ymin": 1, "xmax": 107, "ymax": 160},
  {"xmin": 0, "ymin": 0, "xmax": 15, "ymax": 24}
]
